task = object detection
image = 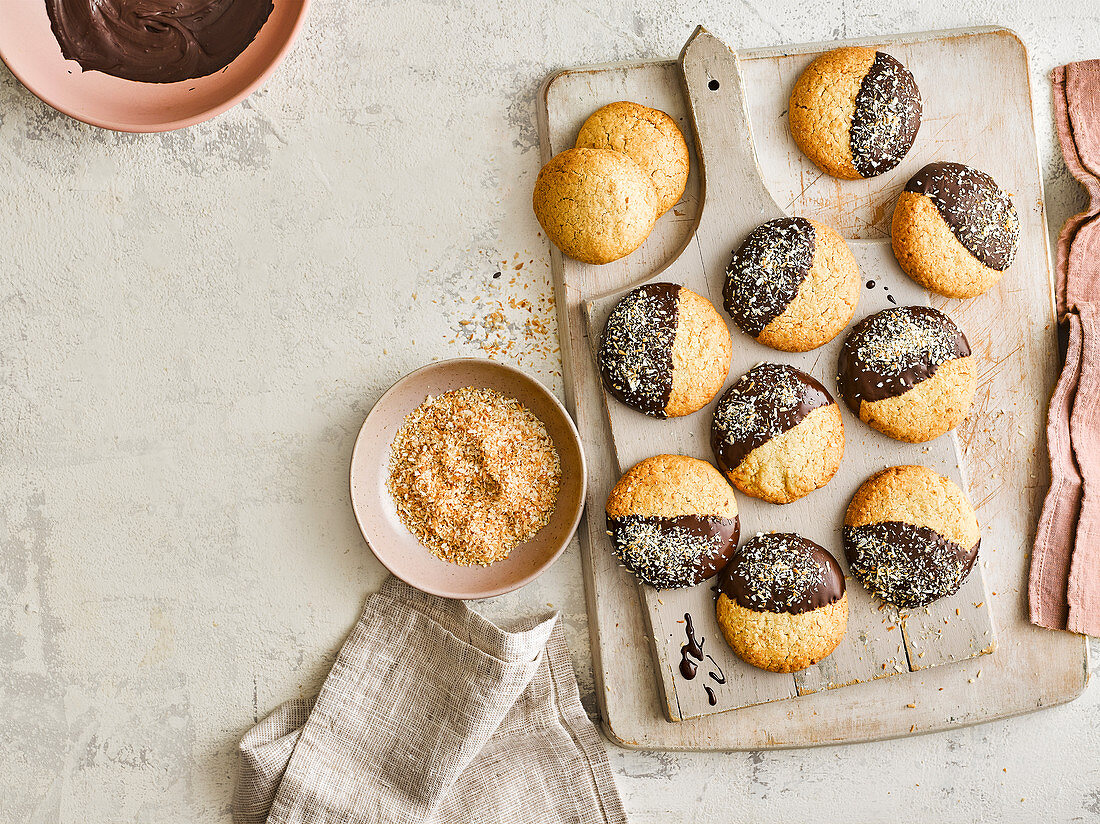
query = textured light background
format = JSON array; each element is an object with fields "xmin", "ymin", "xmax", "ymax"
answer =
[{"xmin": 1, "ymin": 1, "xmax": 1098, "ymax": 821}]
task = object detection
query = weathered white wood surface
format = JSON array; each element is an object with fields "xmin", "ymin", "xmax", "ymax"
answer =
[
  {"xmin": 539, "ymin": 26, "xmax": 1088, "ymax": 748},
  {"xmin": 581, "ymin": 29, "xmax": 994, "ymax": 722}
]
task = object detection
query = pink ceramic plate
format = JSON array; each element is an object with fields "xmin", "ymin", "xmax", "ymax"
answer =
[
  {"xmin": 0, "ymin": 1, "xmax": 310, "ymax": 132},
  {"xmin": 351, "ymin": 358, "xmax": 587, "ymax": 600}
]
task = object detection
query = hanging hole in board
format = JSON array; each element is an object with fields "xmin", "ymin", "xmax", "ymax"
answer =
[{"xmin": 708, "ymin": 79, "xmax": 720, "ymax": 91}]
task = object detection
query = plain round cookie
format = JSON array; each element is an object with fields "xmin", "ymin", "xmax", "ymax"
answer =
[
  {"xmin": 789, "ymin": 47, "xmax": 921, "ymax": 180},
  {"xmin": 711, "ymin": 363, "xmax": 844, "ymax": 504},
  {"xmin": 598, "ymin": 283, "xmax": 732, "ymax": 418},
  {"xmin": 892, "ymin": 162, "xmax": 1020, "ymax": 298},
  {"xmin": 575, "ymin": 101, "xmax": 690, "ymax": 216},
  {"xmin": 532, "ymin": 147, "xmax": 657, "ymax": 265},
  {"xmin": 716, "ymin": 533, "xmax": 848, "ymax": 673},
  {"xmin": 723, "ymin": 217, "xmax": 860, "ymax": 352},
  {"xmin": 844, "ymin": 465, "xmax": 980, "ymax": 609},
  {"xmin": 837, "ymin": 306, "xmax": 976, "ymax": 443},
  {"xmin": 606, "ymin": 454, "xmax": 739, "ymax": 589}
]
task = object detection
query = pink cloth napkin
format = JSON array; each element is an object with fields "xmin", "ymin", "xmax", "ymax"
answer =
[{"xmin": 1030, "ymin": 60, "xmax": 1100, "ymax": 636}]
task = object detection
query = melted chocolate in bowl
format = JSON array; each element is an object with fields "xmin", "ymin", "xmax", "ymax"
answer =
[
  {"xmin": 0, "ymin": 0, "xmax": 308, "ymax": 131},
  {"xmin": 45, "ymin": 0, "xmax": 275, "ymax": 84}
]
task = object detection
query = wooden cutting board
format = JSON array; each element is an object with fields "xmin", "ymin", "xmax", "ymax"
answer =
[
  {"xmin": 537, "ymin": 25, "xmax": 1089, "ymax": 748},
  {"xmin": 582, "ymin": 29, "xmax": 994, "ymax": 723}
]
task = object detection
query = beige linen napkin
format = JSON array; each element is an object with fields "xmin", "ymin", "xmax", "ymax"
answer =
[{"xmin": 233, "ymin": 577, "xmax": 627, "ymax": 824}]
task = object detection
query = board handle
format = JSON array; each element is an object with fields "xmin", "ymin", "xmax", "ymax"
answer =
[{"xmin": 679, "ymin": 26, "xmax": 786, "ymax": 235}]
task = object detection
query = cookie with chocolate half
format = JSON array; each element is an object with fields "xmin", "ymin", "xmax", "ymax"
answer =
[
  {"xmin": 716, "ymin": 533, "xmax": 848, "ymax": 673},
  {"xmin": 789, "ymin": 47, "xmax": 921, "ymax": 180},
  {"xmin": 598, "ymin": 283, "xmax": 732, "ymax": 418},
  {"xmin": 711, "ymin": 364, "xmax": 844, "ymax": 504},
  {"xmin": 837, "ymin": 306, "xmax": 976, "ymax": 443},
  {"xmin": 892, "ymin": 162, "xmax": 1020, "ymax": 298},
  {"xmin": 606, "ymin": 454, "xmax": 739, "ymax": 589},
  {"xmin": 844, "ymin": 465, "xmax": 980, "ymax": 610},
  {"xmin": 723, "ymin": 217, "xmax": 860, "ymax": 352}
]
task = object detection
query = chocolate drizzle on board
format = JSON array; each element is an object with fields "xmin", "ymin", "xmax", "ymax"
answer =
[
  {"xmin": 679, "ymin": 614, "xmax": 723, "ymax": 705},
  {"xmin": 849, "ymin": 52, "xmax": 922, "ymax": 178},
  {"xmin": 718, "ymin": 533, "xmax": 845, "ymax": 615},
  {"xmin": 704, "ymin": 685, "xmax": 717, "ymax": 706},
  {"xmin": 844, "ymin": 521, "xmax": 979, "ymax": 610},
  {"xmin": 723, "ymin": 218, "xmax": 816, "ymax": 337},
  {"xmin": 904, "ymin": 162, "xmax": 1020, "ymax": 271},
  {"xmin": 706, "ymin": 655, "xmax": 725, "ymax": 684},
  {"xmin": 837, "ymin": 306, "xmax": 969, "ymax": 413},
  {"xmin": 679, "ymin": 613, "xmax": 705, "ymax": 679},
  {"xmin": 606, "ymin": 513, "xmax": 740, "ymax": 590},
  {"xmin": 711, "ymin": 363, "xmax": 833, "ymax": 474},
  {"xmin": 45, "ymin": 0, "xmax": 275, "ymax": 84},
  {"xmin": 598, "ymin": 283, "xmax": 681, "ymax": 418}
]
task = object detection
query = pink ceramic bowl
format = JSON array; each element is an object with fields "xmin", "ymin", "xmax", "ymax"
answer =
[
  {"xmin": 0, "ymin": 1, "xmax": 310, "ymax": 132},
  {"xmin": 351, "ymin": 358, "xmax": 587, "ymax": 600}
]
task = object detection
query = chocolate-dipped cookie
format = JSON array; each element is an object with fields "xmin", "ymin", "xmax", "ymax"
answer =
[
  {"xmin": 599, "ymin": 283, "xmax": 732, "ymax": 418},
  {"xmin": 724, "ymin": 217, "xmax": 860, "ymax": 352},
  {"xmin": 837, "ymin": 306, "xmax": 976, "ymax": 443},
  {"xmin": 892, "ymin": 162, "xmax": 1020, "ymax": 298},
  {"xmin": 575, "ymin": 101, "xmax": 690, "ymax": 216},
  {"xmin": 844, "ymin": 465, "xmax": 980, "ymax": 610},
  {"xmin": 533, "ymin": 147, "xmax": 657, "ymax": 265},
  {"xmin": 711, "ymin": 364, "xmax": 844, "ymax": 504},
  {"xmin": 789, "ymin": 47, "xmax": 921, "ymax": 180},
  {"xmin": 606, "ymin": 454, "xmax": 739, "ymax": 589},
  {"xmin": 716, "ymin": 533, "xmax": 848, "ymax": 673}
]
